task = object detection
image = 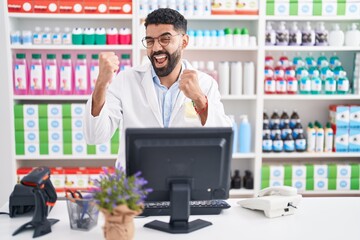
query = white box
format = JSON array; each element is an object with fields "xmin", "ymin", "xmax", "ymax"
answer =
[
  {"xmin": 269, "ymin": 165, "xmax": 284, "ymax": 180},
  {"xmin": 72, "ymin": 130, "xmax": 85, "ymax": 143},
  {"xmin": 71, "ymin": 104, "xmax": 85, "ymax": 118},
  {"xmin": 346, "ymin": 0, "xmax": 360, "ymax": 16},
  {"xmin": 49, "ymin": 143, "xmax": 63, "ymax": 155},
  {"xmin": 292, "ymin": 179, "xmax": 306, "ymax": 191},
  {"xmin": 72, "ymin": 142, "xmax": 87, "ymax": 155},
  {"xmin": 314, "ymin": 164, "xmax": 328, "ymax": 178},
  {"xmin": 337, "ymin": 164, "xmax": 352, "ymax": 179},
  {"xmin": 337, "ymin": 178, "xmax": 351, "ymax": 190},
  {"xmin": 48, "ymin": 118, "xmax": 63, "ymax": 131},
  {"xmin": 322, "ymin": 1, "xmax": 337, "ymax": 16},
  {"xmin": 274, "ymin": 0, "xmax": 290, "ymax": 16},
  {"xmin": 298, "ymin": 1, "xmax": 312, "ymax": 16},
  {"xmin": 47, "ymin": 104, "xmax": 62, "ymax": 118},
  {"xmin": 349, "ymin": 129, "xmax": 360, "ymax": 152},
  {"xmin": 72, "ymin": 118, "xmax": 83, "ymax": 130},
  {"xmin": 24, "ymin": 130, "xmax": 39, "ymax": 143},
  {"xmin": 314, "ymin": 178, "xmax": 328, "ymax": 191},
  {"xmin": 334, "ymin": 129, "xmax": 349, "ymax": 152},
  {"xmin": 24, "ymin": 118, "xmax": 39, "ymax": 130},
  {"xmin": 23, "ymin": 104, "xmax": 38, "ymax": 118},
  {"xmin": 96, "ymin": 142, "xmax": 111, "ymax": 155},
  {"xmin": 292, "ymin": 165, "xmax": 306, "ymax": 179},
  {"xmin": 269, "ymin": 179, "xmax": 284, "ymax": 187},
  {"xmin": 25, "ymin": 143, "xmax": 39, "ymax": 155},
  {"xmin": 49, "ymin": 131, "xmax": 63, "ymax": 143}
]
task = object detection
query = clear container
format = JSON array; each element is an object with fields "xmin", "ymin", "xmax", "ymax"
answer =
[
  {"xmin": 13, "ymin": 53, "xmax": 28, "ymax": 95},
  {"xmin": 74, "ymin": 54, "xmax": 88, "ymax": 95},
  {"xmin": 66, "ymin": 198, "xmax": 99, "ymax": 231},
  {"xmin": 44, "ymin": 54, "xmax": 58, "ymax": 95},
  {"xmin": 59, "ymin": 54, "xmax": 73, "ymax": 95},
  {"xmin": 29, "ymin": 53, "xmax": 44, "ymax": 95}
]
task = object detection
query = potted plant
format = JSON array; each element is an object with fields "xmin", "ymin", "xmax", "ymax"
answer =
[{"xmin": 90, "ymin": 164, "xmax": 152, "ymax": 240}]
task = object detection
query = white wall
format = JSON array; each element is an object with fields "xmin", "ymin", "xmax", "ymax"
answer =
[{"xmin": 0, "ymin": 1, "xmax": 16, "ymax": 206}]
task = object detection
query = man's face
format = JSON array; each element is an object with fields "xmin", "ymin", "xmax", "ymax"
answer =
[{"xmin": 145, "ymin": 24, "xmax": 184, "ymax": 77}]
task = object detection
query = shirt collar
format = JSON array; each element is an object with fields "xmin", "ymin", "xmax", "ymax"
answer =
[{"xmin": 151, "ymin": 61, "xmax": 185, "ymax": 87}]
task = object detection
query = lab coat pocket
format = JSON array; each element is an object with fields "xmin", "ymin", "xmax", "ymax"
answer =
[{"xmin": 184, "ymin": 101, "xmax": 197, "ymax": 119}]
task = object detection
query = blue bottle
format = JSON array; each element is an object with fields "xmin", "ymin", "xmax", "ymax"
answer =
[{"xmin": 239, "ymin": 115, "xmax": 251, "ymax": 153}]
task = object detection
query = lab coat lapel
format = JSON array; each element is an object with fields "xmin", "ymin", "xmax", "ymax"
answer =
[
  {"xmin": 170, "ymin": 91, "xmax": 186, "ymax": 123},
  {"xmin": 141, "ymin": 70, "xmax": 163, "ymax": 126}
]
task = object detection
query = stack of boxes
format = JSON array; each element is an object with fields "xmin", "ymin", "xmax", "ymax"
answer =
[
  {"xmin": 354, "ymin": 53, "xmax": 360, "ymax": 95},
  {"xmin": 14, "ymin": 103, "xmax": 119, "ymax": 156},
  {"xmin": 330, "ymin": 104, "xmax": 360, "ymax": 152},
  {"xmin": 262, "ymin": 163, "xmax": 360, "ymax": 191},
  {"xmin": 266, "ymin": 0, "xmax": 360, "ymax": 16}
]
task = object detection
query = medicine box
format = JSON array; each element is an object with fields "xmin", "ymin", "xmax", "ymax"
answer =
[
  {"xmin": 72, "ymin": 130, "xmax": 85, "ymax": 143},
  {"xmin": 71, "ymin": 118, "xmax": 83, "ymax": 130},
  {"xmin": 71, "ymin": 104, "xmax": 85, "ymax": 118},
  {"xmin": 73, "ymin": 142, "xmax": 87, "ymax": 155},
  {"xmin": 25, "ymin": 143, "xmax": 39, "ymax": 155},
  {"xmin": 329, "ymin": 105, "xmax": 350, "ymax": 129},
  {"xmin": 48, "ymin": 104, "xmax": 62, "ymax": 118},
  {"xmin": 349, "ymin": 129, "xmax": 360, "ymax": 152},
  {"xmin": 313, "ymin": 164, "xmax": 328, "ymax": 179},
  {"xmin": 48, "ymin": 118, "xmax": 63, "ymax": 131},
  {"xmin": 235, "ymin": 0, "xmax": 259, "ymax": 15},
  {"xmin": 333, "ymin": 128, "xmax": 349, "ymax": 152},
  {"xmin": 346, "ymin": 0, "xmax": 360, "ymax": 16},
  {"xmin": 49, "ymin": 143, "xmax": 63, "ymax": 155},
  {"xmin": 50, "ymin": 167, "xmax": 65, "ymax": 192},
  {"xmin": 49, "ymin": 130, "xmax": 63, "ymax": 143},
  {"xmin": 349, "ymin": 105, "xmax": 360, "ymax": 129},
  {"xmin": 314, "ymin": 178, "xmax": 328, "ymax": 191},
  {"xmin": 96, "ymin": 142, "xmax": 111, "ymax": 155},
  {"xmin": 211, "ymin": 0, "xmax": 236, "ymax": 15},
  {"xmin": 292, "ymin": 165, "xmax": 307, "ymax": 179}
]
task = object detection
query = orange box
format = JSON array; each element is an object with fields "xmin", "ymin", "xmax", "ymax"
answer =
[
  {"xmin": 16, "ymin": 167, "xmax": 33, "ymax": 183},
  {"xmin": 108, "ymin": 0, "xmax": 132, "ymax": 14},
  {"xmin": 83, "ymin": 0, "xmax": 108, "ymax": 14},
  {"xmin": 50, "ymin": 167, "xmax": 65, "ymax": 193},
  {"xmin": 33, "ymin": 0, "xmax": 59, "ymax": 13},
  {"xmin": 8, "ymin": 0, "xmax": 33, "ymax": 13},
  {"xmin": 58, "ymin": 0, "xmax": 84, "ymax": 14}
]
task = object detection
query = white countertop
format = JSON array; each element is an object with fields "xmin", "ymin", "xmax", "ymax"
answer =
[{"xmin": 1, "ymin": 197, "xmax": 360, "ymax": 240}]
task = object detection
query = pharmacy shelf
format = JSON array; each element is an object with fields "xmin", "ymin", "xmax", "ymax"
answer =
[
  {"xmin": 263, "ymin": 95, "xmax": 360, "ymax": 100},
  {"xmin": 264, "ymin": 46, "xmax": 360, "ymax": 52},
  {"xmin": 300, "ymin": 190, "xmax": 360, "ymax": 196},
  {"xmin": 262, "ymin": 152, "xmax": 360, "ymax": 159},
  {"xmin": 138, "ymin": 14, "xmax": 259, "ymax": 21},
  {"xmin": 8, "ymin": 13, "xmax": 132, "ymax": 19},
  {"xmin": 221, "ymin": 95, "xmax": 257, "ymax": 100},
  {"xmin": 265, "ymin": 16, "xmax": 360, "ymax": 21},
  {"xmin": 13, "ymin": 95, "xmax": 90, "ymax": 101},
  {"xmin": 11, "ymin": 45, "xmax": 133, "ymax": 50},
  {"xmin": 186, "ymin": 46, "xmax": 258, "ymax": 51},
  {"xmin": 232, "ymin": 153, "xmax": 256, "ymax": 159},
  {"xmin": 16, "ymin": 155, "xmax": 117, "ymax": 160},
  {"xmin": 229, "ymin": 188, "xmax": 254, "ymax": 198}
]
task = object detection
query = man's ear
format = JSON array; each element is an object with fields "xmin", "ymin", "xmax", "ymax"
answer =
[{"xmin": 182, "ymin": 34, "xmax": 189, "ymax": 49}]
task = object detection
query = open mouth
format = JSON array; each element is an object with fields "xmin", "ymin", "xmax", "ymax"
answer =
[{"xmin": 153, "ymin": 54, "xmax": 168, "ymax": 67}]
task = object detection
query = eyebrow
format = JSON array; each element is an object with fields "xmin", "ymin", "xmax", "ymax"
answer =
[{"xmin": 144, "ymin": 32, "xmax": 173, "ymax": 39}]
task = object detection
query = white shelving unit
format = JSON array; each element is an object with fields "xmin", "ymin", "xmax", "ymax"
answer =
[{"xmin": 1, "ymin": 1, "xmax": 360, "ymax": 205}]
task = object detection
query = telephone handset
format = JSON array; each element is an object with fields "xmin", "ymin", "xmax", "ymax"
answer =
[{"xmin": 258, "ymin": 186, "xmax": 297, "ymax": 197}]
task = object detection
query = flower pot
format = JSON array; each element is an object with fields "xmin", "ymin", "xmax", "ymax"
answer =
[{"xmin": 100, "ymin": 205, "xmax": 142, "ymax": 240}]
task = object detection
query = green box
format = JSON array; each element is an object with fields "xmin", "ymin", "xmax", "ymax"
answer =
[
  {"xmin": 40, "ymin": 143, "xmax": 49, "ymax": 155},
  {"xmin": 62, "ymin": 104, "xmax": 72, "ymax": 118},
  {"xmin": 63, "ymin": 118, "xmax": 72, "ymax": 130},
  {"xmin": 16, "ymin": 143, "xmax": 25, "ymax": 155},
  {"xmin": 63, "ymin": 130, "xmax": 72, "ymax": 144},
  {"xmin": 38, "ymin": 104, "xmax": 47, "ymax": 118},
  {"xmin": 351, "ymin": 178, "xmax": 359, "ymax": 190},
  {"xmin": 328, "ymin": 164, "xmax": 337, "ymax": 179},
  {"xmin": 284, "ymin": 179, "xmax": 292, "ymax": 186},
  {"xmin": 306, "ymin": 179, "xmax": 314, "ymax": 191},
  {"xmin": 63, "ymin": 143, "xmax": 72, "ymax": 155},
  {"xmin": 351, "ymin": 164, "xmax": 359, "ymax": 179},
  {"xmin": 111, "ymin": 143, "xmax": 119, "ymax": 154},
  {"xmin": 14, "ymin": 105, "xmax": 24, "ymax": 118},
  {"xmin": 306, "ymin": 164, "xmax": 314, "ymax": 179},
  {"xmin": 87, "ymin": 145, "xmax": 96, "ymax": 155},
  {"xmin": 15, "ymin": 131, "xmax": 24, "ymax": 143},
  {"xmin": 284, "ymin": 165, "xmax": 292, "ymax": 180},
  {"xmin": 39, "ymin": 118, "xmax": 48, "ymax": 131},
  {"xmin": 328, "ymin": 178, "xmax": 337, "ymax": 190},
  {"xmin": 261, "ymin": 165, "xmax": 270, "ymax": 181},
  {"xmin": 261, "ymin": 180, "xmax": 270, "ymax": 189},
  {"xmin": 313, "ymin": 0, "xmax": 322, "ymax": 16}
]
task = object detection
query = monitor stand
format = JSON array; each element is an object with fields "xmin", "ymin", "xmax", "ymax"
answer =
[{"xmin": 144, "ymin": 181, "xmax": 212, "ymax": 234}]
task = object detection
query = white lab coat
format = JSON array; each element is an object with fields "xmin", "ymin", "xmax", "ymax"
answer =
[{"xmin": 84, "ymin": 60, "xmax": 232, "ymax": 166}]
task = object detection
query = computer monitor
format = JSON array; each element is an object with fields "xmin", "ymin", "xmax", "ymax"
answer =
[{"xmin": 126, "ymin": 127, "xmax": 233, "ymax": 234}]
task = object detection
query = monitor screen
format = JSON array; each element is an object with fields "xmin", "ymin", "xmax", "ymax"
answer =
[{"xmin": 126, "ymin": 127, "xmax": 233, "ymax": 234}]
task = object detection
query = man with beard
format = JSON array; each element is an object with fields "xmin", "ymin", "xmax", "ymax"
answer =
[{"xmin": 84, "ymin": 8, "xmax": 231, "ymax": 166}]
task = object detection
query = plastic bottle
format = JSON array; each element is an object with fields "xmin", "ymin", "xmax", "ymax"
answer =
[
  {"xmin": 299, "ymin": 71, "xmax": 311, "ymax": 94},
  {"xmin": 95, "ymin": 27, "xmax": 106, "ymax": 45},
  {"xmin": 10, "ymin": 30, "xmax": 21, "ymax": 45},
  {"xmin": 29, "ymin": 53, "xmax": 43, "ymax": 95},
  {"xmin": 263, "ymin": 122, "xmax": 271, "ymax": 137},
  {"xmin": 218, "ymin": 61, "xmax": 230, "ymax": 96},
  {"xmin": 265, "ymin": 21, "xmax": 276, "ymax": 46},
  {"xmin": 272, "ymin": 133, "xmax": 283, "ymax": 152},
  {"xmin": 106, "ymin": 27, "xmax": 118, "ymax": 45},
  {"xmin": 62, "ymin": 27, "xmax": 72, "ymax": 45},
  {"xmin": 231, "ymin": 170, "xmax": 241, "ymax": 189},
  {"xmin": 205, "ymin": 61, "xmax": 218, "ymax": 83},
  {"xmin": 52, "ymin": 27, "xmax": 62, "ymax": 45},
  {"xmin": 42, "ymin": 27, "xmax": 52, "ymax": 45},
  {"xmin": 285, "ymin": 63, "xmax": 296, "ymax": 79},
  {"xmin": 33, "ymin": 27, "xmax": 42, "ymax": 44},
  {"xmin": 295, "ymin": 132, "xmax": 306, "ymax": 152},
  {"xmin": 120, "ymin": 54, "xmax": 132, "ymax": 71},
  {"xmin": 324, "ymin": 71, "xmax": 336, "ymax": 95},
  {"xmin": 89, "ymin": 54, "xmax": 99, "ymax": 93},
  {"xmin": 119, "ymin": 27, "xmax": 132, "ymax": 45},
  {"xmin": 315, "ymin": 123, "xmax": 324, "ymax": 152},
  {"xmin": 287, "ymin": 75, "xmax": 298, "ymax": 94},
  {"xmin": 229, "ymin": 115, "xmax": 238, "ymax": 154},
  {"xmin": 329, "ymin": 54, "xmax": 341, "ymax": 70},
  {"xmin": 210, "ymin": 29, "xmax": 218, "ymax": 47},
  {"xmin": 240, "ymin": 27, "xmax": 249, "ymax": 47},
  {"xmin": 22, "ymin": 30, "xmax": 32, "ymax": 45},
  {"xmin": 310, "ymin": 71, "xmax": 322, "ymax": 94},
  {"xmin": 275, "ymin": 75, "xmax": 287, "ymax": 94},
  {"xmin": 281, "ymin": 123, "xmax": 292, "ymax": 140},
  {"xmin": 324, "ymin": 122, "xmax": 334, "ymax": 152},
  {"xmin": 263, "ymin": 110, "xmax": 270, "ymax": 125},
  {"xmin": 264, "ymin": 77, "xmax": 276, "ymax": 94},
  {"xmin": 293, "ymin": 122, "xmax": 304, "ymax": 139},
  {"xmin": 271, "ymin": 123, "xmax": 281, "ymax": 140},
  {"xmin": 203, "ymin": 30, "xmax": 211, "ymax": 47},
  {"xmin": 233, "ymin": 28, "xmax": 242, "ymax": 47},
  {"xmin": 59, "ymin": 54, "xmax": 73, "ymax": 95},
  {"xmin": 276, "ymin": 21, "xmax": 289, "ymax": 46},
  {"xmin": 289, "ymin": 22, "xmax": 302, "ymax": 46},
  {"xmin": 328, "ymin": 24, "xmax": 344, "ymax": 47},
  {"xmin": 44, "ymin": 54, "xmax": 58, "ymax": 95},
  {"xmin": 217, "ymin": 29, "xmax": 226, "ymax": 47},
  {"xmin": 290, "ymin": 110, "xmax": 300, "ymax": 129},
  {"xmin": 284, "ymin": 133, "xmax": 295, "ymax": 152},
  {"xmin": 265, "ymin": 55, "xmax": 274, "ymax": 68},
  {"xmin": 243, "ymin": 170, "xmax": 254, "ymax": 189},
  {"xmin": 315, "ymin": 22, "xmax": 328, "ymax": 46},
  {"xmin": 13, "ymin": 53, "xmax": 28, "ymax": 95},
  {"xmin": 345, "ymin": 23, "xmax": 360, "ymax": 47},
  {"xmin": 83, "ymin": 27, "xmax": 95, "ymax": 45},
  {"xmin": 262, "ymin": 133, "xmax": 272, "ymax": 153},
  {"xmin": 306, "ymin": 123, "xmax": 316, "ymax": 152},
  {"xmin": 280, "ymin": 110, "xmax": 290, "ymax": 128},
  {"xmin": 243, "ymin": 62, "xmax": 255, "ymax": 95},
  {"xmin": 270, "ymin": 110, "xmax": 280, "ymax": 127},
  {"xmin": 337, "ymin": 71, "xmax": 349, "ymax": 94},
  {"xmin": 279, "ymin": 55, "xmax": 290, "ymax": 68},
  {"xmin": 74, "ymin": 54, "xmax": 88, "ymax": 95},
  {"xmin": 224, "ymin": 28, "xmax": 233, "ymax": 47},
  {"xmin": 230, "ymin": 61, "xmax": 242, "ymax": 95},
  {"xmin": 274, "ymin": 61, "xmax": 285, "ymax": 78},
  {"xmin": 239, "ymin": 115, "xmax": 251, "ymax": 153},
  {"xmin": 302, "ymin": 22, "xmax": 315, "ymax": 46},
  {"xmin": 72, "ymin": 27, "xmax": 83, "ymax": 45}
]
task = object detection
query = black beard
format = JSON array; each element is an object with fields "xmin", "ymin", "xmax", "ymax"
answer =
[{"xmin": 149, "ymin": 48, "xmax": 181, "ymax": 77}]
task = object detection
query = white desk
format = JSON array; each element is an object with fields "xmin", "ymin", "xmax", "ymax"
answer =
[{"xmin": 1, "ymin": 197, "xmax": 360, "ymax": 240}]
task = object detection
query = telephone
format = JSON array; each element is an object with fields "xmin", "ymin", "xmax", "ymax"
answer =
[{"xmin": 238, "ymin": 186, "xmax": 302, "ymax": 218}]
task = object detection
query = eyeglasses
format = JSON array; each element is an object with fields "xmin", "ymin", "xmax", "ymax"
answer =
[{"xmin": 141, "ymin": 33, "xmax": 183, "ymax": 48}]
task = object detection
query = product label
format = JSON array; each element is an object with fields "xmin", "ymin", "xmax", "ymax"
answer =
[
  {"xmin": 90, "ymin": 65, "xmax": 99, "ymax": 91},
  {"xmin": 276, "ymin": 79, "xmax": 287, "ymax": 93},
  {"xmin": 264, "ymin": 79, "xmax": 276, "ymax": 93},
  {"xmin": 14, "ymin": 64, "xmax": 27, "ymax": 90},
  {"xmin": 287, "ymin": 79, "xmax": 298, "ymax": 92},
  {"xmin": 75, "ymin": 65, "xmax": 88, "ymax": 91},
  {"xmin": 295, "ymin": 139, "xmax": 306, "ymax": 151},
  {"xmin": 299, "ymin": 78, "xmax": 311, "ymax": 92},
  {"xmin": 45, "ymin": 65, "xmax": 57, "ymax": 90},
  {"xmin": 325, "ymin": 79, "xmax": 336, "ymax": 93},
  {"xmin": 284, "ymin": 139, "xmax": 295, "ymax": 151},
  {"xmin": 262, "ymin": 139, "xmax": 272, "ymax": 152},
  {"xmin": 30, "ymin": 65, "xmax": 43, "ymax": 90},
  {"xmin": 62, "ymin": 33, "xmax": 72, "ymax": 44},
  {"xmin": 60, "ymin": 65, "xmax": 72, "ymax": 91},
  {"xmin": 272, "ymin": 140, "xmax": 283, "ymax": 152},
  {"xmin": 281, "ymin": 128, "xmax": 292, "ymax": 139},
  {"xmin": 337, "ymin": 79, "xmax": 349, "ymax": 92},
  {"xmin": 311, "ymin": 78, "xmax": 322, "ymax": 92},
  {"xmin": 33, "ymin": 33, "xmax": 42, "ymax": 44}
]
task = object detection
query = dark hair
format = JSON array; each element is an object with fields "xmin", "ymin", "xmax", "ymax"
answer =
[{"xmin": 144, "ymin": 8, "xmax": 187, "ymax": 33}]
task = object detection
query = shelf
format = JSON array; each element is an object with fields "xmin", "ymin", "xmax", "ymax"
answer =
[
  {"xmin": 300, "ymin": 190, "xmax": 360, "ymax": 196},
  {"xmin": 232, "ymin": 153, "xmax": 256, "ymax": 159},
  {"xmin": 174, "ymin": 46, "xmax": 258, "ymax": 51},
  {"xmin": 8, "ymin": 13, "xmax": 132, "ymax": 19},
  {"xmin": 11, "ymin": 45, "xmax": 132, "ymax": 50},
  {"xmin": 221, "ymin": 95, "xmax": 257, "ymax": 100},
  {"xmin": 138, "ymin": 14, "xmax": 259, "ymax": 21},
  {"xmin": 262, "ymin": 152, "xmax": 360, "ymax": 159},
  {"xmin": 229, "ymin": 188, "xmax": 254, "ymax": 198},
  {"xmin": 265, "ymin": 16, "xmax": 360, "ymax": 21},
  {"xmin": 265, "ymin": 46, "xmax": 360, "ymax": 52},
  {"xmin": 16, "ymin": 155, "xmax": 117, "ymax": 160},
  {"xmin": 263, "ymin": 95, "xmax": 360, "ymax": 100},
  {"xmin": 13, "ymin": 95, "xmax": 90, "ymax": 101}
]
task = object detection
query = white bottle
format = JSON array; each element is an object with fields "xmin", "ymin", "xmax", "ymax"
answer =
[
  {"xmin": 345, "ymin": 23, "xmax": 360, "ymax": 47},
  {"xmin": 243, "ymin": 62, "xmax": 255, "ymax": 95},
  {"xmin": 42, "ymin": 27, "xmax": 52, "ymax": 45},
  {"xmin": 289, "ymin": 22, "xmax": 302, "ymax": 46},
  {"xmin": 315, "ymin": 123, "xmax": 324, "ymax": 152},
  {"xmin": 52, "ymin": 27, "xmax": 62, "ymax": 45},
  {"xmin": 307, "ymin": 123, "xmax": 316, "ymax": 152},
  {"xmin": 276, "ymin": 21, "xmax": 289, "ymax": 46},
  {"xmin": 265, "ymin": 21, "xmax": 276, "ymax": 46},
  {"xmin": 62, "ymin": 27, "xmax": 72, "ymax": 45},
  {"xmin": 33, "ymin": 27, "xmax": 42, "ymax": 45},
  {"xmin": 302, "ymin": 22, "xmax": 315, "ymax": 46},
  {"xmin": 230, "ymin": 61, "xmax": 242, "ymax": 95},
  {"xmin": 328, "ymin": 24, "xmax": 344, "ymax": 47},
  {"xmin": 218, "ymin": 61, "xmax": 230, "ymax": 96},
  {"xmin": 315, "ymin": 22, "xmax": 328, "ymax": 46},
  {"xmin": 324, "ymin": 123, "xmax": 334, "ymax": 152},
  {"xmin": 205, "ymin": 61, "xmax": 218, "ymax": 83}
]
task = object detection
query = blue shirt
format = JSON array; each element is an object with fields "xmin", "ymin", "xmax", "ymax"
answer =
[{"xmin": 151, "ymin": 64, "xmax": 183, "ymax": 127}]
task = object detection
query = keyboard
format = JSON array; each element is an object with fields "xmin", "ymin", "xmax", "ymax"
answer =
[{"xmin": 141, "ymin": 200, "xmax": 231, "ymax": 216}]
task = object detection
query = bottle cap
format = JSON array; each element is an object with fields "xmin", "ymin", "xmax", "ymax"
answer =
[
  {"xmin": 224, "ymin": 28, "xmax": 232, "ymax": 35},
  {"xmin": 32, "ymin": 54, "xmax": 41, "ymax": 59},
  {"xmin": 16, "ymin": 53, "xmax": 26, "ymax": 59},
  {"xmin": 121, "ymin": 54, "xmax": 130, "ymax": 59},
  {"xmin": 92, "ymin": 54, "xmax": 99, "ymax": 59},
  {"xmin": 326, "ymin": 122, "xmax": 331, "ymax": 128},
  {"xmin": 46, "ymin": 54, "xmax": 56, "ymax": 59},
  {"xmin": 77, "ymin": 54, "xmax": 86, "ymax": 59},
  {"xmin": 240, "ymin": 27, "xmax": 249, "ymax": 35},
  {"xmin": 62, "ymin": 54, "xmax": 71, "ymax": 59},
  {"xmin": 233, "ymin": 28, "xmax": 241, "ymax": 35},
  {"xmin": 207, "ymin": 61, "xmax": 215, "ymax": 71}
]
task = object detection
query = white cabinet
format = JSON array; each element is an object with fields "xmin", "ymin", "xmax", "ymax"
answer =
[{"xmin": 1, "ymin": 1, "xmax": 360, "ymax": 202}]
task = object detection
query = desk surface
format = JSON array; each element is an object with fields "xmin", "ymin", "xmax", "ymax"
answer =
[{"xmin": 1, "ymin": 197, "xmax": 360, "ymax": 240}]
